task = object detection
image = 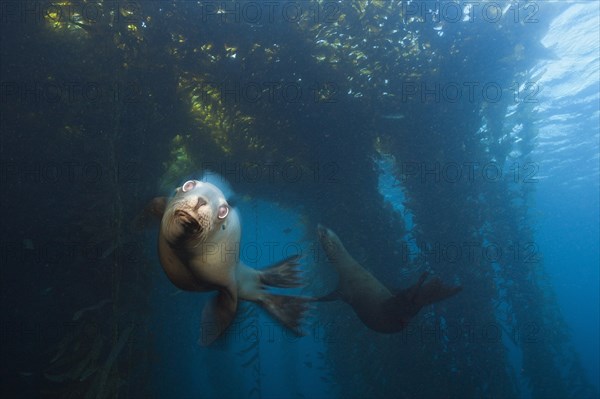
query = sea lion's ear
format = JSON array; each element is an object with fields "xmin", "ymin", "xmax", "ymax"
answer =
[
  {"xmin": 132, "ymin": 197, "xmax": 168, "ymax": 230},
  {"xmin": 199, "ymin": 287, "xmax": 238, "ymax": 346}
]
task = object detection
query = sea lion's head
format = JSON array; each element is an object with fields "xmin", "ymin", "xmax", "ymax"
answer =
[
  {"xmin": 161, "ymin": 180, "xmax": 231, "ymax": 247},
  {"xmin": 317, "ymin": 224, "xmax": 345, "ymax": 263}
]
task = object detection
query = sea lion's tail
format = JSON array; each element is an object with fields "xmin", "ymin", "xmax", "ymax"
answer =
[
  {"xmin": 260, "ymin": 255, "xmax": 303, "ymax": 288},
  {"xmin": 259, "ymin": 294, "xmax": 311, "ymax": 335}
]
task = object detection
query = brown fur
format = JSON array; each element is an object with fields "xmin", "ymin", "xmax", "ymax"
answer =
[
  {"xmin": 143, "ymin": 180, "xmax": 310, "ymax": 345},
  {"xmin": 317, "ymin": 224, "xmax": 461, "ymax": 333}
]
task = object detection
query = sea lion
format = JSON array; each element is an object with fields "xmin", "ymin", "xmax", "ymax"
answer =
[
  {"xmin": 147, "ymin": 180, "xmax": 309, "ymax": 345},
  {"xmin": 316, "ymin": 224, "xmax": 461, "ymax": 333}
]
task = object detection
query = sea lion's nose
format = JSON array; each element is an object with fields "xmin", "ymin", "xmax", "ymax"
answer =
[
  {"xmin": 194, "ymin": 197, "xmax": 207, "ymax": 211},
  {"xmin": 317, "ymin": 224, "xmax": 327, "ymax": 236}
]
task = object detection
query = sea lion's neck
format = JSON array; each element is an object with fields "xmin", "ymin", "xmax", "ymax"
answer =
[{"xmin": 323, "ymin": 237, "xmax": 360, "ymax": 275}]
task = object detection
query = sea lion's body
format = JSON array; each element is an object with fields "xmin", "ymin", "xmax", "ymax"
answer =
[
  {"xmin": 317, "ymin": 224, "xmax": 461, "ymax": 333},
  {"xmin": 150, "ymin": 180, "xmax": 308, "ymax": 345}
]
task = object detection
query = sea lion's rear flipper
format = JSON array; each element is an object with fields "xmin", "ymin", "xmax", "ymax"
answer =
[
  {"xmin": 259, "ymin": 294, "xmax": 310, "ymax": 335},
  {"xmin": 199, "ymin": 289, "xmax": 238, "ymax": 346},
  {"xmin": 260, "ymin": 255, "xmax": 303, "ymax": 288},
  {"xmin": 132, "ymin": 197, "xmax": 168, "ymax": 230}
]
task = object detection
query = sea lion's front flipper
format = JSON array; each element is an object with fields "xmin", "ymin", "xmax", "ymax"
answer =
[
  {"xmin": 410, "ymin": 273, "xmax": 462, "ymax": 308},
  {"xmin": 132, "ymin": 197, "xmax": 168, "ymax": 230},
  {"xmin": 199, "ymin": 288, "xmax": 238, "ymax": 346},
  {"xmin": 388, "ymin": 272, "xmax": 462, "ymax": 322},
  {"xmin": 402, "ymin": 272, "xmax": 429, "ymax": 301},
  {"xmin": 394, "ymin": 272, "xmax": 462, "ymax": 317}
]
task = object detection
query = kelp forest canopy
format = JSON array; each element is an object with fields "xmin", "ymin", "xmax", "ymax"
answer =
[{"xmin": 0, "ymin": 1, "xmax": 597, "ymax": 398}]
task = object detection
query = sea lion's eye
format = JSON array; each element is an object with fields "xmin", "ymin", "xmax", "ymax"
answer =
[
  {"xmin": 217, "ymin": 205, "xmax": 229, "ymax": 219},
  {"xmin": 182, "ymin": 180, "xmax": 196, "ymax": 192}
]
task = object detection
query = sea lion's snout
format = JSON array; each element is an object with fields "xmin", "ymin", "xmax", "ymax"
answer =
[
  {"xmin": 193, "ymin": 197, "xmax": 207, "ymax": 211},
  {"xmin": 174, "ymin": 210, "xmax": 201, "ymax": 233},
  {"xmin": 317, "ymin": 224, "xmax": 337, "ymax": 244},
  {"xmin": 317, "ymin": 224, "xmax": 329, "ymax": 239},
  {"xmin": 317, "ymin": 224, "xmax": 339, "ymax": 255}
]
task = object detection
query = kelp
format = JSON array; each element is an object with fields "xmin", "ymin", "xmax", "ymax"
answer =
[
  {"xmin": 242, "ymin": 329, "xmax": 262, "ymax": 399},
  {"xmin": 2, "ymin": 0, "xmax": 596, "ymax": 398},
  {"xmin": 85, "ymin": 324, "xmax": 134, "ymax": 399},
  {"xmin": 44, "ymin": 303, "xmax": 135, "ymax": 399}
]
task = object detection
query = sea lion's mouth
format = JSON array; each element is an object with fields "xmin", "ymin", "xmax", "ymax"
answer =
[
  {"xmin": 317, "ymin": 224, "xmax": 328, "ymax": 239},
  {"xmin": 174, "ymin": 210, "xmax": 201, "ymax": 233},
  {"xmin": 317, "ymin": 224, "xmax": 338, "ymax": 257}
]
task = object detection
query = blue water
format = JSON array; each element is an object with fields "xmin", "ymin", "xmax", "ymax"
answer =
[
  {"xmin": 90, "ymin": 3, "xmax": 600, "ymax": 397},
  {"xmin": 1, "ymin": 1, "xmax": 599, "ymax": 398},
  {"xmin": 532, "ymin": 3, "xmax": 600, "ymax": 390},
  {"xmin": 536, "ymin": 181, "xmax": 600, "ymax": 391}
]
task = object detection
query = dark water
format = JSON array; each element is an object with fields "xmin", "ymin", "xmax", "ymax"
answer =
[{"xmin": 1, "ymin": 1, "xmax": 598, "ymax": 398}]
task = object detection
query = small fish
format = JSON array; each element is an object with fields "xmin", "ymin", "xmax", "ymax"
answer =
[
  {"xmin": 23, "ymin": 239, "xmax": 34, "ymax": 250},
  {"xmin": 304, "ymin": 361, "xmax": 313, "ymax": 368},
  {"xmin": 72, "ymin": 299, "xmax": 111, "ymax": 321},
  {"xmin": 283, "ymin": 227, "xmax": 293, "ymax": 234},
  {"xmin": 381, "ymin": 114, "xmax": 405, "ymax": 120},
  {"xmin": 101, "ymin": 241, "xmax": 119, "ymax": 259}
]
